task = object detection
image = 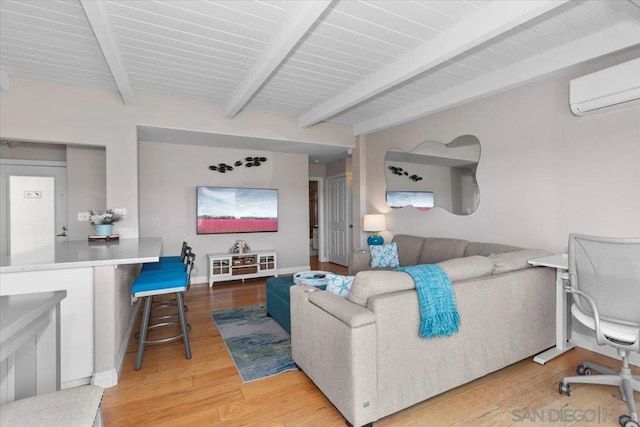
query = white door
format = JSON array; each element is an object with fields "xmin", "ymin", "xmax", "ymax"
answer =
[
  {"xmin": 0, "ymin": 161, "xmax": 68, "ymax": 256},
  {"xmin": 327, "ymin": 175, "xmax": 351, "ymax": 266}
]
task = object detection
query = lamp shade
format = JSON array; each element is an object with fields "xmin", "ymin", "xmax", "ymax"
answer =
[{"xmin": 363, "ymin": 214, "xmax": 386, "ymax": 232}]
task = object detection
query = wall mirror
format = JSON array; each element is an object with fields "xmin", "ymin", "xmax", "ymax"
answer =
[{"xmin": 384, "ymin": 135, "xmax": 481, "ymax": 215}]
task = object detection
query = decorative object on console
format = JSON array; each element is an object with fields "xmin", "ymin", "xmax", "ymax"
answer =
[
  {"xmin": 229, "ymin": 240, "xmax": 251, "ymax": 254},
  {"xmin": 89, "ymin": 209, "xmax": 122, "ymax": 236},
  {"xmin": 208, "ymin": 156, "xmax": 268, "ymax": 173},
  {"xmin": 363, "ymin": 214, "xmax": 386, "ymax": 245},
  {"xmin": 370, "ymin": 242, "xmax": 399, "ymax": 268}
]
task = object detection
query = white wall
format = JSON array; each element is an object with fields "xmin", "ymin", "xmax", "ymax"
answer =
[
  {"xmin": 361, "ymin": 51, "xmax": 640, "ymax": 253},
  {"xmin": 66, "ymin": 146, "xmax": 106, "ymax": 240},
  {"xmin": 0, "ymin": 141, "xmax": 66, "ymax": 161},
  {"xmin": 0, "ymin": 79, "xmax": 354, "ymax": 238},
  {"xmin": 138, "ymin": 141, "xmax": 310, "ymax": 280},
  {"xmin": 309, "ymin": 163, "xmax": 326, "ymax": 177}
]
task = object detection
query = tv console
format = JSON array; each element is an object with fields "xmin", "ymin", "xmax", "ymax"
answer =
[{"xmin": 207, "ymin": 250, "xmax": 277, "ymax": 287}]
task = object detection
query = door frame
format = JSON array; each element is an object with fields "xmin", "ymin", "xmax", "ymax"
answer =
[
  {"xmin": 0, "ymin": 159, "xmax": 67, "ymax": 256},
  {"xmin": 308, "ymin": 176, "xmax": 326, "ymax": 262}
]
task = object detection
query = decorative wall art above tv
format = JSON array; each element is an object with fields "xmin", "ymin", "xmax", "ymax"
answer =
[
  {"xmin": 197, "ymin": 187, "xmax": 278, "ymax": 234},
  {"xmin": 208, "ymin": 156, "xmax": 268, "ymax": 173}
]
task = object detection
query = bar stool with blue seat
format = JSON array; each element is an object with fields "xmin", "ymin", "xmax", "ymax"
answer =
[
  {"xmin": 140, "ymin": 245, "xmax": 193, "ymax": 325},
  {"xmin": 161, "ymin": 241, "xmax": 188, "ymax": 263},
  {"xmin": 132, "ymin": 252, "xmax": 195, "ymax": 370},
  {"xmin": 142, "ymin": 243, "xmax": 191, "ymax": 272}
]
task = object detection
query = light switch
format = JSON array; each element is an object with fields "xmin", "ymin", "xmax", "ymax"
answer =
[{"xmin": 78, "ymin": 212, "xmax": 90, "ymax": 221}]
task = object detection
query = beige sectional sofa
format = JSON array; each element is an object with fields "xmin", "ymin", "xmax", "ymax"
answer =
[{"xmin": 290, "ymin": 235, "xmax": 556, "ymax": 427}]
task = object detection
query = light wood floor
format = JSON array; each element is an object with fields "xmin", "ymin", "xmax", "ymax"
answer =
[{"xmin": 102, "ymin": 259, "xmax": 638, "ymax": 426}]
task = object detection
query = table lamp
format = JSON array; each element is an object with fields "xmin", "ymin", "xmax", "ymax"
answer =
[{"xmin": 363, "ymin": 214, "xmax": 385, "ymax": 246}]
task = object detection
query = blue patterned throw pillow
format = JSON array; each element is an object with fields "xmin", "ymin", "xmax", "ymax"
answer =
[
  {"xmin": 325, "ymin": 274, "xmax": 354, "ymax": 297},
  {"xmin": 370, "ymin": 242, "xmax": 400, "ymax": 268}
]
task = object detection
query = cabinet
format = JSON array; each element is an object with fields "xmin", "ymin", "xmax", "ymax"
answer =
[{"xmin": 207, "ymin": 250, "xmax": 277, "ymax": 287}]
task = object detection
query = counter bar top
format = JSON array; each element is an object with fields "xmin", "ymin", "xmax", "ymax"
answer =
[{"xmin": 0, "ymin": 238, "xmax": 162, "ymax": 273}]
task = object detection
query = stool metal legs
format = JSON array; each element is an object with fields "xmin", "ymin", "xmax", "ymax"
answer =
[
  {"xmin": 135, "ymin": 292, "xmax": 192, "ymax": 370},
  {"xmin": 135, "ymin": 296, "xmax": 153, "ymax": 370},
  {"xmin": 176, "ymin": 291, "xmax": 191, "ymax": 360}
]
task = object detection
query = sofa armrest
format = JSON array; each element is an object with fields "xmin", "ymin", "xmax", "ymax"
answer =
[
  {"xmin": 290, "ymin": 284, "xmax": 378, "ymax": 426},
  {"xmin": 307, "ymin": 289, "xmax": 376, "ymax": 328},
  {"xmin": 349, "ymin": 250, "xmax": 372, "ymax": 275}
]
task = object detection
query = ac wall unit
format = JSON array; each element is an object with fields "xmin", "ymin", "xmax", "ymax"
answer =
[{"xmin": 569, "ymin": 58, "xmax": 640, "ymax": 116}]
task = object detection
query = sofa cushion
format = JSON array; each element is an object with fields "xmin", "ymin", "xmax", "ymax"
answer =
[
  {"xmin": 464, "ymin": 242, "xmax": 521, "ymax": 257},
  {"xmin": 370, "ymin": 242, "xmax": 400, "ymax": 268},
  {"xmin": 347, "ymin": 270, "xmax": 415, "ymax": 307},
  {"xmin": 490, "ymin": 249, "xmax": 551, "ymax": 274},
  {"xmin": 325, "ymin": 274, "xmax": 355, "ymax": 297},
  {"xmin": 437, "ymin": 255, "xmax": 495, "ymax": 282},
  {"xmin": 391, "ymin": 234, "xmax": 425, "ymax": 266},
  {"xmin": 418, "ymin": 238, "xmax": 469, "ymax": 264}
]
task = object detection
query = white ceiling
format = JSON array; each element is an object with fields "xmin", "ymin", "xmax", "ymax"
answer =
[{"xmin": 1, "ymin": 0, "xmax": 639, "ymax": 163}]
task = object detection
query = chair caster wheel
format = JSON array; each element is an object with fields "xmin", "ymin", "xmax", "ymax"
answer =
[
  {"xmin": 576, "ymin": 364, "xmax": 591, "ymax": 375},
  {"xmin": 619, "ymin": 415, "xmax": 639, "ymax": 427},
  {"xmin": 558, "ymin": 382, "xmax": 571, "ymax": 396}
]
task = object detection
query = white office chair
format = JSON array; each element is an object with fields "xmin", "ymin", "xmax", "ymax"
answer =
[{"xmin": 559, "ymin": 234, "xmax": 640, "ymax": 427}]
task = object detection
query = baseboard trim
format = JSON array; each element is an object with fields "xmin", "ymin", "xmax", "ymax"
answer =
[
  {"xmin": 191, "ymin": 274, "xmax": 208, "ymax": 285},
  {"xmin": 62, "ymin": 377, "xmax": 91, "ymax": 389},
  {"xmin": 92, "ymin": 369, "xmax": 118, "ymax": 388}
]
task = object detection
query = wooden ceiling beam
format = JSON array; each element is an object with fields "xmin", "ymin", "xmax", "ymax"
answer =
[
  {"xmin": 299, "ymin": 0, "xmax": 570, "ymax": 128},
  {"xmin": 80, "ymin": 0, "xmax": 134, "ymax": 105},
  {"xmin": 224, "ymin": 0, "xmax": 332, "ymax": 119},
  {"xmin": 353, "ymin": 21, "xmax": 640, "ymax": 136}
]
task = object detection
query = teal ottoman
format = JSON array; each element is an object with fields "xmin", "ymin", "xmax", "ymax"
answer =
[{"xmin": 266, "ymin": 276, "xmax": 326, "ymax": 334}]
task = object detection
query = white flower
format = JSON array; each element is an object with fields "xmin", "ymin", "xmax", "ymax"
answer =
[{"xmin": 89, "ymin": 209, "xmax": 122, "ymax": 225}]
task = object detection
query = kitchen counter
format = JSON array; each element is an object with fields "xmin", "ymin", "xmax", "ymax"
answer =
[
  {"xmin": 0, "ymin": 238, "xmax": 163, "ymax": 388},
  {"xmin": 0, "ymin": 238, "xmax": 162, "ymax": 273}
]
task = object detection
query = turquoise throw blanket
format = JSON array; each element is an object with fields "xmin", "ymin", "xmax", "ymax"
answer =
[{"xmin": 396, "ymin": 264, "xmax": 460, "ymax": 339}]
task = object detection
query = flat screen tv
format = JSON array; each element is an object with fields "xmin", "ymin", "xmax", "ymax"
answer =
[
  {"xmin": 197, "ymin": 187, "xmax": 278, "ymax": 234},
  {"xmin": 386, "ymin": 190, "xmax": 434, "ymax": 211}
]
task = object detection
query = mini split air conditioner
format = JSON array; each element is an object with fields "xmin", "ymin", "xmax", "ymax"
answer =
[{"xmin": 569, "ymin": 57, "xmax": 640, "ymax": 116}]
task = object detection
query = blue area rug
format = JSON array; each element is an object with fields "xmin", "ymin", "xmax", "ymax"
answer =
[{"xmin": 211, "ymin": 304, "xmax": 296, "ymax": 382}]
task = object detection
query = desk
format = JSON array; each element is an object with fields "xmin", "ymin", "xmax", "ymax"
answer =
[
  {"xmin": 528, "ymin": 254, "xmax": 575, "ymax": 364},
  {"xmin": 0, "ymin": 291, "xmax": 66, "ymax": 404}
]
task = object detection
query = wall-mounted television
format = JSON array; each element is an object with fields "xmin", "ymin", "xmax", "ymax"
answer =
[
  {"xmin": 197, "ymin": 187, "xmax": 278, "ymax": 234},
  {"xmin": 386, "ymin": 191, "xmax": 434, "ymax": 211}
]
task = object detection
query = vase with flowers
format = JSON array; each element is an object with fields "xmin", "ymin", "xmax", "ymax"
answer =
[{"xmin": 89, "ymin": 209, "xmax": 122, "ymax": 236}]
